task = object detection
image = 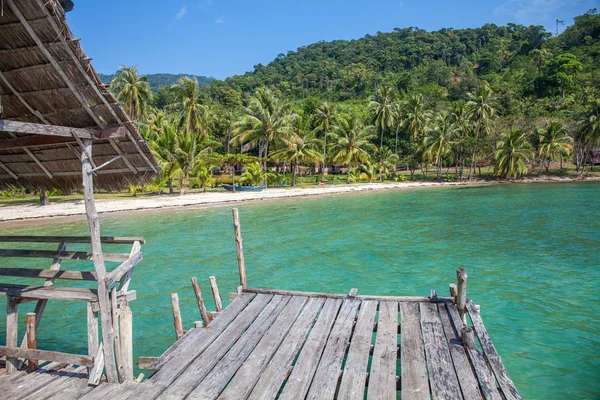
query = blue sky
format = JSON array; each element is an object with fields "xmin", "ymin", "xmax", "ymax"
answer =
[{"xmin": 66, "ymin": 0, "xmax": 597, "ymax": 80}]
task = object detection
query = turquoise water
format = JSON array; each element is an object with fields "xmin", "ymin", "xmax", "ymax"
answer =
[{"xmin": 1, "ymin": 182, "xmax": 599, "ymax": 399}]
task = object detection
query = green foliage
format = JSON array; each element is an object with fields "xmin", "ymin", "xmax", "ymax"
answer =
[
  {"xmin": 99, "ymin": 73, "xmax": 214, "ymax": 92},
  {"xmin": 241, "ymin": 163, "xmax": 266, "ymax": 186}
]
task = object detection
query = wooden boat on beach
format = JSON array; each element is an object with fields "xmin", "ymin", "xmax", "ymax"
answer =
[{"xmin": 222, "ymin": 184, "xmax": 265, "ymax": 192}]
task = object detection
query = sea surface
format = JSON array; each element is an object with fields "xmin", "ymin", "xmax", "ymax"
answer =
[{"xmin": 1, "ymin": 182, "xmax": 599, "ymax": 399}]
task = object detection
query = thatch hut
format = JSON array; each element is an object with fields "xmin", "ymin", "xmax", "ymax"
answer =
[{"xmin": 0, "ymin": 0, "xmax": 159, "ymax": 384}]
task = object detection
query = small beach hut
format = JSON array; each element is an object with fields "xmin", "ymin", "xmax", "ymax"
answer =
[{"xmin": 0, "ymin": 0, "xmax": 159, "ymax": 383}]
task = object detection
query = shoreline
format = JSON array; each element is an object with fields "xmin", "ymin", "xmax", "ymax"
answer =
[{"xmin": 1, "ymin": 176, "xmax": 598, "ymax": 226}]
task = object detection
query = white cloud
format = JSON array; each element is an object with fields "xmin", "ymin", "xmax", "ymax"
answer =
[
  {"xmin": 175, "ymin": 6, "xmax": 188, "ymax": 20},
  {"xmin": 215, "ymin": 16, "xmax": 225, "ymax": 23},
  {"xmin": 199, "ymin": 0, "xmax": 214, "ymax": 8},
  {"xmin": 494, "ymin": 0, "xmax": 568, "ymax": 21}
]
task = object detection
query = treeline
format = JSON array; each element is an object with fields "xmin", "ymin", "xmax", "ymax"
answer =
[
  {"xmin": 98, "ymin": 73, "xmax": 214, "ymax": 92},
  {"xmin": 109, "ymin": 10, "xmax": 600, "ymax": 194}
]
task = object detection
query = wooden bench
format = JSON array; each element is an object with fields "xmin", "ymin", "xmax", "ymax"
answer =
[{"xmin": 0, "ymin": 235, "xmax": 144, "ymax": 382}]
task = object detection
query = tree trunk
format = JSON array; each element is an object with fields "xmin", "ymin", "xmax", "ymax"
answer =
[
  {"xmin": 39, "ymin": 187, "xmax": 49, "ymax": 206},
  {"xmin": 322, "ymin": 133, "xmax": 327, "ymax": 182},
  {"xmin": 347, "ymin": 166, "xmax": 351, "ymax": 183},
  {"xmin": 226, "ymin": 127, "xmax": 232, "ymax": 153},
  {"xmin": 180, "ymin": 177, "xmax": 185, "ymax": 196},
  {"xmin": 395, "ymin": 124, "xmax": 399, "ymax": 154},
  {"xmin": 168, "ymin": 177, "xmax": 174, "ymax": 194},
  {"xmin": 263, "ymin": 137, "xmax": 269, "ymax": 187},
  {"xmin": 292, "ymin": 161, "xmax": 297, "ymax": 186},
  {"xmin": 468, "ymin": 120, "xmax": 481, "ymax": 181}
]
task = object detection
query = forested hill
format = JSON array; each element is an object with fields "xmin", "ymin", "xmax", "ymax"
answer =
[
  {"xmin": 202, "ymin": 10, "xmax": 599, "ymax": 108},
  {"xmin": 98, "ymin": 73, "xmax": 214, "ymax": 92}
]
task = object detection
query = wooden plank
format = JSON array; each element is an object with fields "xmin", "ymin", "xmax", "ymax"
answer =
[
  {"xmin": 400, "ymin": 302, "xmax": 430, "ymax": 400},
  {"xmin": 278, "ymin": 297, "xmax": 343, "ymax": 400},
  {"xmin": 78, "ymin": 382, "xmax": 121, "ymax": 400},
  {"xmin": 21, "ymin": 366, "xmax": 89, "ymax": 400},
  {"xmin": 0, "ymin": 119, "xmax": 125, "ymax": 139},
  {"xmin": 447, "ymin": 303, "xmax": 501, "ymax": 400},
  {"xmin": 104, "ymin": 251, "xmax": 143, "ymax": 286},
  {"xmin": 156, "ymin": 294, "xmax": 275, "ymax": 399},
  {"xmin": 307, "ymin": 298, "xmax": 361, "ymax": 400},
  {"xmin": 3, "ymin": 364, "xmax": 76, "ymax": 399},
  {"xmin": 247, "ymin": 297, "xmax": 326, "ymax": 400},
  {"xmin": 0, "ymin": 283, "xmax": 99, "ymax": 301},
  {"xmin": 186, "ymin": 295, "xmax": 292, "ymax": 400},
  {"xmin": 44, "ymin": 373, "xmax": 94, "ymax": 400},
  {"xmin": 88, "ymin": 342, "xmax": 105, "ymax": 385},
  {"xmin": 137, "ymin": 356, "xmax": 159, "ymax": 372},
  {"xmin": 6, "ymin": 296, "xmax": 18, "ymax": 373},
  {"xmin": 244, "ymin": 287, "xmax": 452, "ymax": 302},
  {"xmin": 437, "ymin": 302, "xmax": 482, "ymax": 400},
  {"xmin": 26, "ymin": 312, "xmax": 38, "ymax": 372},
  {"xmin": 118, "ymin": 300, "xmax": 133, "ymax": 382},
  {"xmin": 218, "ymin": 296, "xmax": 308, "ymax": 399},
  {"xmin": 232, "ymin": 208, "xmax": 247, "ymax": 288},
  {"xmin": 0, "ymin": 249, "xmax": 128, "ymax": 263},
  {"xmin": 467, "ymin": 300, "xmax": 521, "ymax": 400},
  {"xmin": 367, "ymin": 301, "xmax": 398, "ymax": 400},
  {"xmin": 419, "ymin": 302, "xmax": 462, "ymax": 399},
  {"xmin": 87, "ymin": 302, "xmax": 99, "ymax": 375},
  {"xmin": 0, "ymin": 160, "xmax": 19, "ymax": 179},
  {"xmin": 338, "ymin": 300, "xmax": 378, "ymax": 400},
  {"xmin": 0, "ymin": 236, "xmax": 146, "ymax": 244},
  {"xmin": 0, "ymin": 267, "xmax": 98, "ymax": 281},
  {"xmin": 118, "ymin": 241, "xmax": 141, "ymax": 292},
  {"xmin": 0, "ymin": 346, "xmax": 93, "ymax": 366}
]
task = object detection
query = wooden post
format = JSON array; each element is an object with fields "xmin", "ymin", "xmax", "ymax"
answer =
[
  {"xmin": 171, "ymin": 293, "xmax": 184, "ymax": 340},
  {"xmin": 26, "ymin": 312, "xmax": 37, "ymax": 372},
  {"xmin": 119, "ymin": 300, "xmax": 133, "ymax": 382},
  {"xmin": 232, "ymin": 208, "xmax": 247, "ymax": 288},
  {"xmin": 111, "ymin": 289, "xmax": 124, "ymax": 382},
  {"xmin": 460, "ymin": 326, "xmax": 477, "ymax": 350},
  {"xmin": 209, "ymin": 276, "xmax": 223, "ymax": 312},
  {"xmin": 449, "ymin": 283, "xmax": 458, "ymax": 302},
  {"xmin": 191, "ymin": 277, "xmax": 210, "ymax": 327},
  {"xmin": 87, "ymin": 302, "xmax": 99, "ymax": 369},
  {"xmin": 456, "ymin": 268, "xmax": 468, "ymax": 323},
  {"xmin": 6, "ymin": 296, "xmax": 18, "ymax": 373},
  {"xmin": 81, "ymin": 138, "xmax": 118, "ymax": 383}
]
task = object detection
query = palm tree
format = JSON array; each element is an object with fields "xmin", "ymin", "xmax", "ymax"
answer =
[
  {"xmin": 232, "ymin": 87, "xmax": 292, "ymax": 185},
  {"xmin": 174, "ymin": 130, "xmax": 210, "ymax": 195},
  {"xmin": 313, "ymin": 102, "xmax": 336, "ymax": 180},
  {"xmin": 241, "ymin": 163, "xmax": 265, "ymax": 186},
  {"xmin": 111, "ymin": 66, "xmax": 152, "ymax": 120},
  {"xmin": 423, "ymin": 113, "xmax": 455, "ymax": 180},
  {"xmin": 576, "ymin": 99, "xmax": 600, "ymax": 172},
  {"xmin": 360, "ymin": 162, "xmax": 377, "ymax": 183},
  {"xmin": 149, "ymin": 119, "xmax": 179, "ymax": 194},
  {"xmin": 369, "ymin": 86, "xmax": 398, "ymax": 148},
  {"xmin": 494, "ymin": 129, "xmax": 534, "ymax": 179},
  {"xmin": 271, "ymin": 118, "xmax": 323, "ymax": 186},
  {"xmin": 537, "ymin": 121, "xmax": 573, "ymax": 173},
  {"xmin": 450, "ymin": 101, "xmax": 473, "ymax": 180},
  {"xmin": 170, "ymin": 77, "xmax": 210, "ymax": 139},
  {"xmin": 373, "ymin": 147, "xmax": 399, "ymax": 181},
  {"xmin": 330, "ymin": 115, "xmax": 377, "ymax": 183},
  {"xmin": 466, "ymin": 83, "xmax": 496, "ymax": 181},
  {"xmin": 403, "ymin": 94, "xmax": 431, "ymax": 139}
]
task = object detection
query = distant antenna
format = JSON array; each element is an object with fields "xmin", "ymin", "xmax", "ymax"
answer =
[{"xmin": 556, "ymin": 19, "xmax": 565, "ymax": 36}]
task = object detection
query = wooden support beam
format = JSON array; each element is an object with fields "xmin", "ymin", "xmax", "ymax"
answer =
[
  {"xmin": 348, "ymin": 288, "xmax": 358, "ymax": 297},
  {"xmin": 232, "ymin": 208, "xmax": 247, "ymax": 288},
  {"xmin": 88, "ymin": 342, "xmax": 104, "ymax": 385},
  {"xmin": 0, "ymin": 41, "xmax": 66, "ymax": 55},
  {"xmin": 191, "ymin": 277, "xmax": 210, "ymax": 327},
  {"xmin": 0, "ymin": 119, "xmax": 125, "ymax": 139},
  {"xmin": 79, "ymin": 138, "xmax": 118, "ymax": 383},
  {"xmin": 449, "ymin": 283, "xmax": 458, "ymax": 302},
  {"xmin": 0, "ymin": 346, "xmax": 94, "ymax": 366},
  {"xmin": 0, "ymin": 267, "xmax": 97, "ymax": 281},
  {"xmin": 91, "ymin": 155, "xmax": 122, "ymax": 172},
  {"xmin": 87, "ymin": 302, "xmax": 99, "ymax": 375},
  {"xmin": 0, "ymin": 160, "xmax": 19, "ymax": 179},
  {"xmin": 0, "ymin": 248, "xmax": 129, "ymax": 262},
  {"xmin": 0, "ymin": 69, "xmax": 50, "ymax": 124},
  {"xmin": 26, "ymin": 312, "xmax": 38, "ymax": 372},
  {"xmin": 209, "ymin": 276, "xmax": 223, "ymax": 312},
  {"xmin": 456, "ymin": 268, "xmax": 468, "ymax": 322},
  {"xmin": 118, "ymin": 241, "xmax": 141, "ymax": 293},
  {"xmin": 6, "ymin": 296, "xmax": 18, "ymax": 374},
  {"xmin": 0, "ymin": 135, "xmax": 75, "ymax": 150},
  {"xmin": 111, "ymin": 288, "xmax": 123, "ymax": 383},
  {"xmin": 104, "ymin": 251, "xmax": 143, "ymax": 286},
  {"xmin": 118, "ymin": 299, "xmax": 133, "ymax": 382},
  {"xmin": 0, "ymin": 167, "xmax": 154, "ymax": 180},
  {"xmin": 0, "ymin": 236, "xmax": 146, "ymax": 244},
  {"xmin": 171, "ymin": 293, "xmax": 184, "ymax": 340}
]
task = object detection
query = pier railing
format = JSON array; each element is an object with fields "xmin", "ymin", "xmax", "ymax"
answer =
[{"xmin": 0, "ymin": 235, "xmax": 143, "ymax": 384}]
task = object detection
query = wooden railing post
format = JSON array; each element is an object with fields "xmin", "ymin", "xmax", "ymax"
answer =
[
  {"xmin": 456, "ymin": 268, "xmax": 468, "ymax": 323},
  {"xmin": 171, "ymin": 293, "xmax": 184, "ymax": 340},
  {"xmin": 26, "ymin": 312, "xmax": 37, "ymax": 372},
  {"xmin": 209, "ymin": 276, "xmax": 223, "ymax": 312},
  {"xmin": 232, "ymin": 208, "xmax": 247, "ymax": 289},
  {"xmin": 191, "ymin": 277, "xmax": 210, "ymax": 327},
  {"xmin": 119, "ymin": 299, "xmax": 133, "ymax": 382},
  {"xmin": 6, "ymin": 296, "xmax": 18, "ymax": 374}
]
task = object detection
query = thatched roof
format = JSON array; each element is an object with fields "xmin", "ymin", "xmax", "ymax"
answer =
[{"xmin": 0, "ymin": 0, "xmax": 160, "ymax": 191}]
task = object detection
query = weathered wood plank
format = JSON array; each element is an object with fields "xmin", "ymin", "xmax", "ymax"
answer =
[
  {"xmin": 278, "ymin": 297, "xmax": 343, "ymax": 400},
  {"xmin": 0, "ymin": 267, "xmax": 98, "ymax": 281},
  {"xmin": 467, "ymin": 300, "xmax": 521, "ymax": 400},
  {"xmin": 0, "ymin": 283, "xmax": 99, "ymax": 301},
  {"xmin": 419, "ymin": 302, "xmax": 462, "ymax": 399},
  {"xmin": 0, "ymin": 135, "xmax": 76, "ymax": 150},
  {"xmin": 26, "ymin": 312, "xmax": 38, "ymax": 372},
  {"xmin": 367, "ymin": 301, "xmax": 398, "ymax": 400},
  {"xmin": 78, "ymin": 383, "xmax": 121, "ymax": 400},
  {"xmin": 218, "ymin": 296, "xmax": 308, "ymax": 399},
  {"xmin": 156, "ymin": 294, "xmax": 275, "ymax": 399},
  {"xmin": 247, "ymin": 297, "xmax": 326, "ymax": 400},
  {"xmin": 0, "ymin": 119, "xmax": 125, "ymax": 139},
  {"xmin": 87, "ymin": 302, "xmax": 99, "ymax": 375},
  {"xmin": 119, "ymin": 300, "xmax": 133, "ymax": 382},
  {"xmin": 0, "ymin": 249, "xmax": 129, "ymax": 263},
  {"xmin": 0, "ymin": 346, "xmax": 94, "ymax": 366},
  {"xmin": 307, "ymin": 298, "xmax": 361, "ymax": 400},
  {"xmin": 137, "ymin": 356, "xmax": 159, "ymax": 372},
  {"xmin": 21, "ymin": 366, "xmax": 89, "ymax": 400},
  {"xmin": 447, "ymin": 302, "xmax": 501, "ymax": 400},
  {"xmin": 6, "ymin": 296, "xmax": 18, "ymax": 373},
  {"xmin": 104, "ymin": 251, "xmax": 143, "ymax": 286},
  {"xmin": 0, "ymin": 236, "xmax": 145, "ymax": 244},
  {"xmin": 244, "ymin": 287, "xmax": 452, "ymax": 302},
  {"xmin": 337, "ymin": 300, "xmax": 378, "ymax": 400},
  {"xmin": 437, "ymin": 302, "xmax": 482, "ymax": 400},
  {"xmin": 187, "ymin": 295, "xmax": 292, "ymax": 400},
  {"xmin": 400, "ymin": 302, "xmax": 430, "ymax": 400}
]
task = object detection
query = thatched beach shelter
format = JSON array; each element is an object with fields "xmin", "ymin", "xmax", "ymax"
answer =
[{"xmin": 0, "ymin": 0, "xmax": 159, "ymax": 384}]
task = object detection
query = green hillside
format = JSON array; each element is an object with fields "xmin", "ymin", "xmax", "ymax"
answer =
[{"xmin": 98, "ymin": 72, "xmax": 214, "ymax": 92}]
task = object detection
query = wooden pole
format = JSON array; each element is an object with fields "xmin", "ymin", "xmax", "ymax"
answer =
[
  {"xmin": 456, "ymin": 268, "xmax": 468, "ymax": 323},
  {"xmin": 232, "ymin": 208, "xmax": 247, "ymax": 288},
  {"xmin": 449, "ymin": 283, "xmax": 458, "ymax": 303},
  {"xmin": 81, "ymin": 138, "xmax": 118, "ymax": 383},
  {"xmin": 26, "ymin": 312, "xmax": 37, "ymax": 372},
  {"xmin": 209, "ymin": 276, "xmax": 223, "ymax": 312},
  {"xmin": 6, "ymin": 296, "xmax": 18, "ymax": 374},
  {"xmin": 119, "ymin": 300, "xmax": 133, "ymax": 382},
  {"xmin": 111, "ymin": 288, "xmax": 124, "ymax": 383},
  {"xmin": 170, "ymin": 293, "xmax": 184, "ymax": 340},
  {"xmin": 460, "ymin": 326, "xmax": 477, "ymax": 350},
  {"xmin": 191, "ymin": 277, "xmax": 210, "ymax": 327},
  {"xmin": 87, "ymin": 302, "xmax": 99, "ymax": 376}
]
